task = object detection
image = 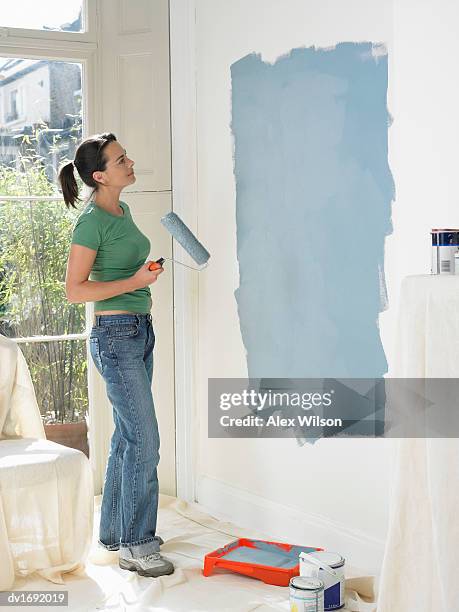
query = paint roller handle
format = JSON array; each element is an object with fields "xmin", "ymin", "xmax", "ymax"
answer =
[
  {"xmin": 131, "ymin": 260, "xmax": 164, "ymax": 289},
  {"xmin": 148, "ymin": 258, "xmax": 165, "ymax": 271}
]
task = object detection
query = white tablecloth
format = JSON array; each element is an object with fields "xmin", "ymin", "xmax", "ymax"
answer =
[{"xmin": 378, "ymin": 275, "xmax": 459, "ymax": 611}]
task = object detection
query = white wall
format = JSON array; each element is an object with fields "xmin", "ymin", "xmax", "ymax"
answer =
[
  {"xmin": 381, "ymin": 0, "xmax": 459, "ymax": 366},
  {"xmin": 181, "ymin": 0, "xmax": 459, "ymax": 572},
  {"xmin": 189, "ymin": 0, "xmax": 395, "ymax": 572}
]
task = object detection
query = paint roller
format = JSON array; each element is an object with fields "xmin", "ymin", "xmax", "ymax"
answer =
[{"xmin": 148, "ymin": 212, "xmax": 210, "ymax": 271}]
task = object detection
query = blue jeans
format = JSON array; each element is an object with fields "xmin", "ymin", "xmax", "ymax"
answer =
[{"xmin": 89, "ymin": 313, "xmax": 163, "ymax": 558}]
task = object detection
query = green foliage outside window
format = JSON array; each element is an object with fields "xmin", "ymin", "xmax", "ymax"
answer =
[{"xmin": 0, "ymin": 128, "xmax": 88, "ymax": 423}]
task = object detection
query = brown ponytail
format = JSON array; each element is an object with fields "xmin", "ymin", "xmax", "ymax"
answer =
[
  {"xmin": 58, "ymin": 132, "xmax": 117, "ymax": 209},
  {"xmin": 58, "ymin": 162, "xmax": 80, "ymax": 209}
]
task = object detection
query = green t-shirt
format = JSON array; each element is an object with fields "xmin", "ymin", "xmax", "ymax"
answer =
[{"xmin": 71, "ymin": 200, "xmax": 152, "ymax": 313}]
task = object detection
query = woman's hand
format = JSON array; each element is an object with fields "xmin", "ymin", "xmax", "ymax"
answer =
[{"xmin": 132, "ymin": 262, "xmax": 164, "ymax": 289}]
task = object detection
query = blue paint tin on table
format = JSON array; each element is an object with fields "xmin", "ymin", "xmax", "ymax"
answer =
[{"xmin": 431, "ymin": 229, "xmax": 459, "ymax": 274}]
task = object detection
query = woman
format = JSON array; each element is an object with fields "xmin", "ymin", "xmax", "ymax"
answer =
[{"xmin": 58, "ymin": 132, "xmax": 174, "ymax": 578}]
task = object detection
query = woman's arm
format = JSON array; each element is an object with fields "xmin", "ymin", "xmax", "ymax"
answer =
[{"xmin": 65, "ymin": 243, "xmax": 163, "ymax": 303}]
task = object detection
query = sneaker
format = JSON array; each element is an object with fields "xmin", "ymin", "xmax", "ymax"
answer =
[{"xmin": 119, "ymin": 552, "xmax": 174, "ymax": 577}]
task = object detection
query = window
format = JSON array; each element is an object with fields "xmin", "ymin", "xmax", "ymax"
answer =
[
  {"xmin": 10, "ymin": 90, "xmax": 18, "ymax": 120},
  {"xmin": 1, "ymin": 1, "xmax": 85, "ymax": 33},
  {"xmin": 0, "ymin": 55, "xmax": 88, "ymax": 453}
]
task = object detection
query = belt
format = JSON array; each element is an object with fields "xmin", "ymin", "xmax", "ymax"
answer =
[{"xmin": 93, "ymin": 313, "xmax": 152, "ymax": 325}]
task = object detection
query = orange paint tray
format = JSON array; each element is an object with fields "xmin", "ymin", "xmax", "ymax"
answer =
[{"xmin": 203, "ymin": 538, "xmax": 323, "ymax": 586}]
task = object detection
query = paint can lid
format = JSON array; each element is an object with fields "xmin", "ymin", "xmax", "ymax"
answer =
[
  {"xmin": 306, "ymin": 551, "xmax": 345, "ymax": 569},
  {"xmin": 290, "ymin": 576, "xmax": 324, "ymax": 591}
]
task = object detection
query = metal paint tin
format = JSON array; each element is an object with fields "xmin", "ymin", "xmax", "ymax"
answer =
[
  {"xmin": 431, "ymin": 229, "xmax": 459, "ymax": 274},
  {"xmin": 300, "ymin": 551, "xmax": 345, "ymax": 610},
  {"xmin": 454, "ymin": 251, "xmax": 459, "ymax": 275},
  {"xmin": 289, "ymin": 576, "xmax": 324, "ymax": 612}
]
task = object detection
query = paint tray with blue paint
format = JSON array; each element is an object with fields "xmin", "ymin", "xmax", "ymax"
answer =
[{"xmin": 203, "ymin": 538, "xmax": 322, "ymax": 586}]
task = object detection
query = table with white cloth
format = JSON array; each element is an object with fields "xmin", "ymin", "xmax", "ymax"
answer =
[{"xmin": 378, "ymin": 275, "xmax": 459, "ymax": 612}]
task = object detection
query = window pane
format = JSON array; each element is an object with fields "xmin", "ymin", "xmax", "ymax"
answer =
[
  {"xmin": 19, "ymin": 339, "xmax": 89, "ymax": 458},
  {"xmin": 20, "ymin": 338, "xmax": 88, "ymax": 422},
  {"xmin": 0, "ymin": 198, "xmax": 86, "ymax": 338},
  {"xmin": 0, "ymin": 58, "xmax": 82, "ymax": 176},
  {"xmin": 0, "ymin": 57, "xmax": 84, "ymax": 338},
  {"xmin": 0, "ymin": 1, "xmax": 84, "ymax": 32}
]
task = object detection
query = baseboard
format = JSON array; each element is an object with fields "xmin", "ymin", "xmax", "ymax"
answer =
[{"xmin": 196, "ymin": 475, "xmax": 385, "ymax": 574}]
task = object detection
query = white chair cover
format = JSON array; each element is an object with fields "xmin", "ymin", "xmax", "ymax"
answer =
[{"xmin": 0, "ymin": 335, "xmax": 93, "ymax": 591}]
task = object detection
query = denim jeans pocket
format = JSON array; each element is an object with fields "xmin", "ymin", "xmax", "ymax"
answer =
[
  {"xmin": 89, "ymin": 336, "xmax": 103, "ymax": 373},
  {"xmin": 107, "ymin": 323, "xmax": 140, "ymax": 339}
]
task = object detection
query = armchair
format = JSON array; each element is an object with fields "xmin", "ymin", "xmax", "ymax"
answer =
[{"xmin": 0, "ymin": 335, "xmax": 93, "ymax": 590}]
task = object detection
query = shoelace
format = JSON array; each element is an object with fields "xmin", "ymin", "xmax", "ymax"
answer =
[{"xmin": 142, "ymin": 552, "xmax": 161, "ymax": 562}]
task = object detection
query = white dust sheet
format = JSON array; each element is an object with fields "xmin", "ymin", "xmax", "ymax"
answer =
[{"xmin": 10, "ymin": 495, "xmax": 377, "ymax": 611}]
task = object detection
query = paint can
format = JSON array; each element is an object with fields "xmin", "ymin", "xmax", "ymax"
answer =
[
  {"xmin": 454, "ymin": 251, "xmax": 459, "ymax": 275},
  {"xmin": 289, "ymin": 576, "xmax": 324, "ymax": 612},
  {"xmin": 300, "ymin": 551, "xmax": 345, "ymax": 610},
  {"xmin": 431, "ymin": 229, "xmax": 459, "ymax": 274}
]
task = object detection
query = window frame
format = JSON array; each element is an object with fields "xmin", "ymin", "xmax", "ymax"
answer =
[
  {"xmin": 0, "ymin": 0, "xmax": 97, "ymax": 43},
  {"xmin": 0, "ymin": 17, "xmax": 98, "ymax": 341},
  {"xmin": 0, "ymin": 2, "xmax": 101, "ymax": 486}
]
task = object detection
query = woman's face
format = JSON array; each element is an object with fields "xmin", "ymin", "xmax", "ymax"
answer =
[{"xmin": 94, "ymin": 141, "xmax": 136, "ymax": 188}]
